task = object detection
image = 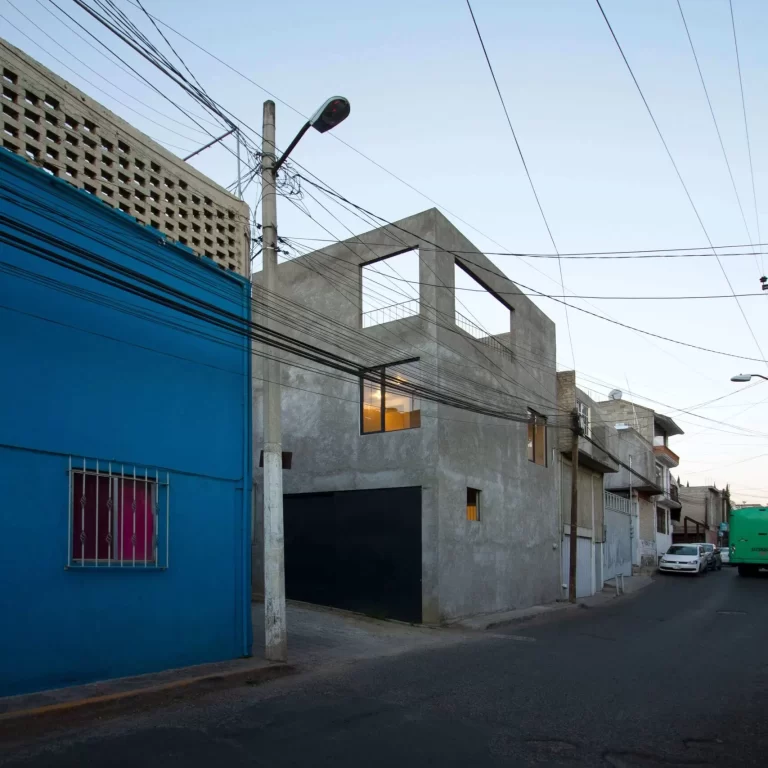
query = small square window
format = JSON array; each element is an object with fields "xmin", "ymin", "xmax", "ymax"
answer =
[
  {"xmin": 68, "ymin": 462, "xmax": 169, "ymax": 568},
  {"xmin": 466, "ymin": 488, "xmax": 480, "ymax": 522}
]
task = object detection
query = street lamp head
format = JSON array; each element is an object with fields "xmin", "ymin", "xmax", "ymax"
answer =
[
  {"xmin": 309, "ymin": 96, "xmax": 350, "ymax": 134},
  {"xmin": 731, "ymin": 374, "xmax": 753, "ymax": 382}
]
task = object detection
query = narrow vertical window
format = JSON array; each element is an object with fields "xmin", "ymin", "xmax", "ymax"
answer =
[
  {"xmin": 528, "ymin": 410, "xmax": 547, "ymax": 466},
  {"xmin": 467, "ymin": 488, "xmax": 480, "ymax": 521}
]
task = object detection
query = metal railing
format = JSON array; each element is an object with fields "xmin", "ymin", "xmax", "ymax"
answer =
[
  {"xmin": 67, "ymin": 457, "xmax": 170, "ymax": 569},
  {"xmin": 605, "ymin": 490, "xmax": 631, "ymax": 516},
  {"xmin": 362, "ymin": 299, "xmax": 419, "ymax": 328},
  {"xmin": 455, "ymin": 311, "xmax": 512, "ymax": 361}
]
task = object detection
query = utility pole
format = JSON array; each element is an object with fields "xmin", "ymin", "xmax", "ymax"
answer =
[
  {"xmin": 261, "ymin": 100, "xmax": 287, "ymax": 662},
  {"xmin": 568, "ymin": 408, "xmax": 580, "ymax": 603},
  {"xmin": 258, "ymin": 95, "xmax": 349, "ymax": 664}
]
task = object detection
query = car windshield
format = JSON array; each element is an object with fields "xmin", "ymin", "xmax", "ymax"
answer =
[{"xmin": 667, "ymin": 546, "xmax": 697, "ymax": 556}]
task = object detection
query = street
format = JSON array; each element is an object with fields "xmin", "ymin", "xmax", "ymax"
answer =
[{"xmin": 2, "ymin": 569, "xmax": 767, "ymax": 768}]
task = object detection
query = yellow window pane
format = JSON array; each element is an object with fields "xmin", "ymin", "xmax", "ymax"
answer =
[
  {"xmin": 362, "ymin": 380, "xmax": 382, "ymax": 433},
  {"xmin": 466, "ymin": 488, "xmax": 480, "ymax": 521},
  {"xmin": 384, "ymin": 391, "xmax": 420, "ymax": 432}
]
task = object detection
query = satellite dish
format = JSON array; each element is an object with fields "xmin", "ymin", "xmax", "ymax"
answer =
[{"xmin": 609, "ymin": 389, "xmax": 623, "ymax": 400}]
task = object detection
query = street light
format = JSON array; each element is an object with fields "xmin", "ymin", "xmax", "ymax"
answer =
[
  {"xmin": 260, "ymin": 96, "xmax": 350, "ymax": 664},
  {"xmin": 273, "ymin": 97, "xmax": 351, "ymax": 172},
  {"xmin": 731, "ymin": 374, "xmax": 768, "ymax": 382}
]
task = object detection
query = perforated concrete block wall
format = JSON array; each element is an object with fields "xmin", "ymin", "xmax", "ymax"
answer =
[{"xmin": 1, "ymin": 39, "xmax": 250, "ymax": 275}]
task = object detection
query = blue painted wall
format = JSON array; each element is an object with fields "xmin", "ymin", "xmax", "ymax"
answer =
[{"xmin": 0, "ymin": 149, "xmax": 252, "ymax": 696}]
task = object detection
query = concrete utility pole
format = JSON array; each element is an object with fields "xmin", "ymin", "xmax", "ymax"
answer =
[
  {"xmin": 568, "ymin": 408, "xmax": 580, "ymax": 603},
  {"xmin": 259, "ymin": 96, "xmax": 350, "ymax": 664},
  {"xmin": 261, "ymin": 100, "xmax": 287, "ymax": 662}
]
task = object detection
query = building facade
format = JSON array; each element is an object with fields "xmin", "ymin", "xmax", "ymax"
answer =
[
  {"xmin": 675, "ymin": 485, "xmax": 728, "ymax": 545},
  {"xmin": 556, "ymin": 372, "xmax": 620, "ymax": 597},
  {"xmin": 252, "ymin": 209, "xmax": 561, "ymax": 624},
  {"xmin": 0, "ymin": 38, "xmax": 250, "ymax": 274},
  {"xmin": 0, "ymin": 148, "xmax": 252, "ymax": 696},
  {"xmin": 595, "ymin": 398, "xmax": 682, "ymax": 568}
]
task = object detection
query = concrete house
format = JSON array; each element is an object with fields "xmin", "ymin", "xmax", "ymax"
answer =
[
  {"xmin": 252, "ymin": 209, "xmax": 561, "ymax": 624},
  {"xmin": 555, "ymin": 372, "xmax": 621, "ymax": 597},
  {"xmin": 596, "ymin": 398, "xmax": 682, "ymax": 567},
  {"xmin": 675, "ymin": 485, "xmax": 728, "ymax": 544},
  {"xmin": 0, "ymin": 38, "xmax": 250, "ymax": 275}
]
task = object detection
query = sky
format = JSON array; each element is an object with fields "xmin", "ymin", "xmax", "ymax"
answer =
[{"xmin": 4, "ymin": 0, "xmax": 768, "ymax": 503}]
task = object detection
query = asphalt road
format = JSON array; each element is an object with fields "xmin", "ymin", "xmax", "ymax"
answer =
[{"xmin": 2, "ymin": 568, "xmax": 767, "ymax": 767}]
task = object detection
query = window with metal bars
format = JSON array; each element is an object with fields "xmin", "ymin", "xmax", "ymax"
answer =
[{"xmin": 67, "ymin": 458, "xmax": 169, "ymax": 569}]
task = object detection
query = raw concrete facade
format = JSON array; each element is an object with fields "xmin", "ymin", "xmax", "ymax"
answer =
[
  {"xmin": 556, "ymin": 372, "xmax": 618, "ymax": 596},
  {"xmin": 252, "ymin": 209, "xmax": 561, "ymax": 623},
  {"xmin": 675, "ymin": 485, "xmax": 728, "ymax": 544},
  {"xmin": 0, "ymin": 38, "xmax": 250, "ymax": 274},
  {"xmin": 596, "ymin": 398, "xmax": 683, "ymax": 567}
]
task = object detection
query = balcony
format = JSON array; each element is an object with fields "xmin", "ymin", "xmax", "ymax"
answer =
[
  {"xmin": 653, "ymin": 444, "xmax": 680, "ymax": 468},
  {"xmin": 362, "ymin": 299, "xmax": 419, "ymax": 328},
  {"xmin": 455, "ymin": 311, "xmax": 513, "ymax": 361}
]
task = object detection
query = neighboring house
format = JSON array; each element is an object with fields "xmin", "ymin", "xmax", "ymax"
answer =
[
  {"xmin": 595, "ymin": 397, "xmax": 682, "ymax": 568},
  {"xmin": 0, "ymin": 38, "xmax": 250, "ymax": 275},
  {"xmin": 0, "ymin": 148, "xmax": 252, "ymax": 696},
  {"xmin": 556, "ymin": 372, "xmax": 620, "ymax": 597},
  {"xmin": 252, "ymin": 209, "xmax": 560, "ymax": 624},
  {"xmin": 675, "ymin": 485, "xmax": 729, "ymax": 545}
]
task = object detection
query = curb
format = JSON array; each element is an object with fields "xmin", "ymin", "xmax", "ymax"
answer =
[
  {"xmin": 0, "ymin": 662, "xmax": 295, "ymax": 728},
  {"xmin": 483, "ymin": 603, "xmax": 576, "ymax": 630}
]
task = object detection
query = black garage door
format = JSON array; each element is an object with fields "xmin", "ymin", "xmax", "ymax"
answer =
[{"xmin": 284, "ymin": 486, "xmax": 422, "ymax": 623}]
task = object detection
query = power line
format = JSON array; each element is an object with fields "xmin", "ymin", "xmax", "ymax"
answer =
[
  {"xmin": 295, "ymin": 175, "xmax": 768, "ymax": 364},
  {"xmin": 34, "ymin": 0, "xmax": 221, "ymax": 128},
  {"xmin": 594, "ymin": 0, "xmax": 767, "ymax": 367},
  {"xmin": 280, "ymin": 236, "xmax": 768, "ymax": 259},
  {"xmin": 279, "ymin": 247, "xmax": 765, "ymax": 300},
  {"xmin": 729, "ymin": 0, "xmax": 762, "ymax": 275},
  {"xmin": 676, "ymin": 0, "xmax": 758, "ymax": 273},
  {"xmin": 114, "ymin": 0, "xmax": 690, "ymax": 385},
  {"xmin": 114, "ymin": 0, "xmax": 756, "ymax": 390},
  {"xmin": 6, "ymin": 0, "xmax": 211, "ymax": 139},
  {"xmin": 465, "ymin": 0, "xmax": 575, "ymax": 369}
]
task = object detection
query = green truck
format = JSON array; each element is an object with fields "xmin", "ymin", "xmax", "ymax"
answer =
[{"xmin": 730, "ymin": 506, "xmax": 768, "ymax": 576}]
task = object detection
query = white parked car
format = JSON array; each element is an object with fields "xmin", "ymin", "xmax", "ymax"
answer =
[
  {"xmin": 659, "ymin": 544, "xmax": 708, "ymax": 575},
  {"xmin": 719, "ymin": 547, "xmax": 731, "ymax": 565}
]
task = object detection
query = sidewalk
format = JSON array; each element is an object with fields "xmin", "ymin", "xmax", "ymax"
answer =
[
  {"xmin": 0, "ymin": 579, "xmax": 654, "ymax": 725},
  {"xmin": 0, "ymin": 600, "xmax": 468, "ymax": 726},
  {"xmin": 0, "ymin": 655, "xmax": 292, "ymax": 725},
  {"xmin": 452, "ymin": 574, "xmax": 654, "ymax": 631}
]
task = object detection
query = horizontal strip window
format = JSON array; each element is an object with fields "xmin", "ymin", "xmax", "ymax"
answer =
[{"xmin": 67, "ymin": 457, "xmax": 169, "ymax": 569}]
